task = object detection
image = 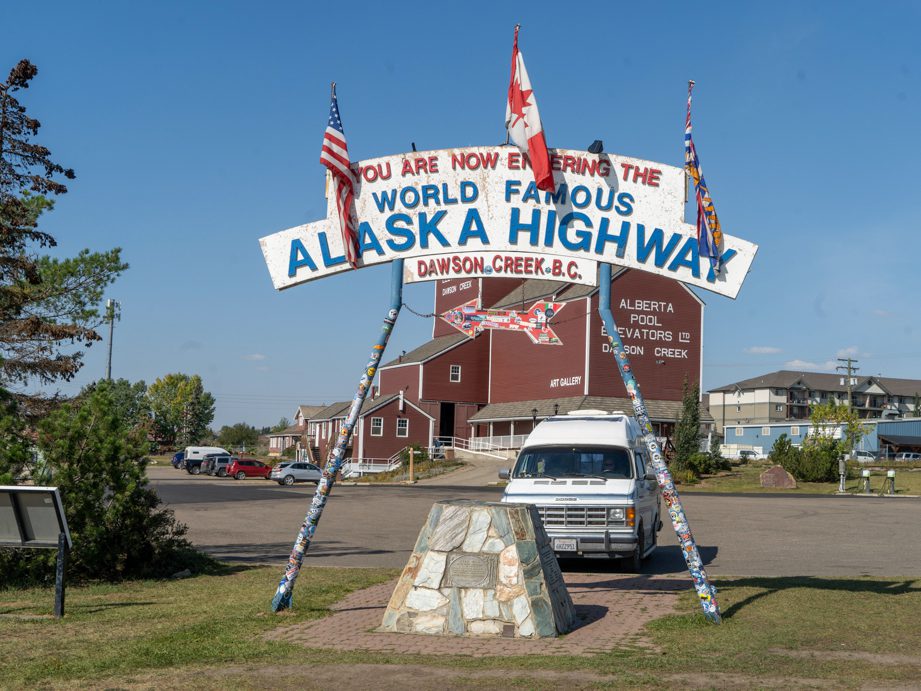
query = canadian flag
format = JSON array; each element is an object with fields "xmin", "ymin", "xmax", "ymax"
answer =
[{"xmin": 505, "ymin": 25, "xmax": 554, "ymax": 192}]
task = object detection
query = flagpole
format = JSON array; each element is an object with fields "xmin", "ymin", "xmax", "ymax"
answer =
[
  {"xmin": 598, "ymin": 263, "xmax": 722, "ymax": 624},
  {"xmin": 271, "ymin": 259, "xmax": 405, "ymax": 612},
  {"xmin": 684, "ymin": 80, "xmax": 694, "ymax": 206},
  {"xmin": 504, "ymin": 24, "xmax": 520, "ymax": 146}
]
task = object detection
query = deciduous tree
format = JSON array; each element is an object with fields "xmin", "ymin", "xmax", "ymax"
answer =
[
  {"xmin": 217, "ymin": 422, "xmax": 259, "ymax": 450},
  {"xmin": 148, "ymin": 373, "xmax": 215, "ymax": 447}
]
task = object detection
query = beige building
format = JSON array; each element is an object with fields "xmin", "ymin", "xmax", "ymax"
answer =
[{"xmin": 708, "ymin": 370, "xmax": 921, "ymax": 433}]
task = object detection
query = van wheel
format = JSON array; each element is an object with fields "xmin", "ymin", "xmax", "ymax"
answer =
[
  {"xmin": 235, "ymin": 471, "xmax": 246, "ymax": 480},
  {"xmin": 627, "ymin": 523, "xmax": 644, "ymax": 573},
  {"xmin": 189, "ymin": 465, "xmax": 200, "ymax": 475}
]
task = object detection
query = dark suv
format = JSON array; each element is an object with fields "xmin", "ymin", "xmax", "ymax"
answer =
[{"xmin": 187, "ymin": 453, "xmax": 232, "ymax": 477}]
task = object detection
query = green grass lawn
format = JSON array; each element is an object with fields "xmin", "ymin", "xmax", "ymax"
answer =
[
  {"xmin": 3, "ymin": 566, "xmax": 921, "ymax": 687},
  {"xmin": 0, "ymin": 565, "xmax": 395, "ymax": 686},
  {"xmin": 680, "ymin": 460, "xmax": 921, "ymax": 495}
]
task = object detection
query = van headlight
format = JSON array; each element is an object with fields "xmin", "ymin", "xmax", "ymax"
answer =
[{"xmin": 608, "ymin": 507, "xmax": 625, "ymax": 521}]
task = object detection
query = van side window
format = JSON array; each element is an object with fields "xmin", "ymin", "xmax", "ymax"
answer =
[{"xmin": 634, "ymin": 451, "xmax": 646, "ymax": 479}]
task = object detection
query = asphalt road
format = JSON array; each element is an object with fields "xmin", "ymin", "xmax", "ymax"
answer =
[{"xmin": 149, "ymin": 466, "xmax": 921, "ymax": 577}]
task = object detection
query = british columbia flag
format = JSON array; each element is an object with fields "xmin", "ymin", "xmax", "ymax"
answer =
[{"xmin": 685, "ymin": 81, "xmax": 724, "ymax": 271}]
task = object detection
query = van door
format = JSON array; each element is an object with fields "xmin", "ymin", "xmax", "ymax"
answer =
[{"xmin": 633, "ymin": 450, "xmax": 655, "ymax": 545}]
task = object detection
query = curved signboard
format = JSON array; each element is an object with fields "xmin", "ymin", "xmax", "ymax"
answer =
[{"xmin": 260, "ymin": 146, "xmax": 757, "ymax": 298}]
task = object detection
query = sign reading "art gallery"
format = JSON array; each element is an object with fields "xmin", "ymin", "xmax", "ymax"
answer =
[{"xmin": 260, "ymin": 146, "xmax": 757, "ymax": 298}]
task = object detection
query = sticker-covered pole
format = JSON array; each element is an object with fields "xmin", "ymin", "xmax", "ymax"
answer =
[
  {"xmin": 272, "ymin": 259, "xmax": 404, "ymax": 612},
  {"xmin": 597, "ymin": 263, "xmax": 721, "ymax": 623}
]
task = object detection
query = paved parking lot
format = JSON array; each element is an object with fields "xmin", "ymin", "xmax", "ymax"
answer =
[{"xmin": 149, "ymin": 466, "xmax": 921, "ymax": 577}]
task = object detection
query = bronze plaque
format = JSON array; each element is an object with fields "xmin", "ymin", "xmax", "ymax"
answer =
[{"xmin": 444, "ymin": 553, "xmax": 498, "ymax": 588}]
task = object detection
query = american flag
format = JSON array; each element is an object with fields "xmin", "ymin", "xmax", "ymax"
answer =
[
  {"xmin": 320, "ymin": 86, "xmax": 359, "ymax": 268},
  {"xmin": 684, "ymin": 81, "xmax": 724, "ymax": 271}
]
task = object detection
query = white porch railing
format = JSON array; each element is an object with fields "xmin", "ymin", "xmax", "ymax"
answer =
[{"xmin": 437, "ymin": 435, "xmax": 518, "ymax": 459}]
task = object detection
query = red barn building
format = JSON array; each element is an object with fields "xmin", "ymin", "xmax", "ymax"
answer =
[{"xmin": 314, "ymin": 269, "xmax": 714, "ymax": 464}]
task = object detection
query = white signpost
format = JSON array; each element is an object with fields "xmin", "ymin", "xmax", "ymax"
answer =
[{"xmin": 260, "ymin": 146, "xmax": 756, "ymax": 297}]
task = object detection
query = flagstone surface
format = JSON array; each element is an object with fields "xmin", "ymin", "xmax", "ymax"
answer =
[{"xmin": 266, "ymin": 573, "xmax": 685, "ymax": 657}]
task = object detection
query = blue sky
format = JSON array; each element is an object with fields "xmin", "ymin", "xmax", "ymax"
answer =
[{"xmin": 5, "ymin": 1, "xmax": 920, "ymax": 428}]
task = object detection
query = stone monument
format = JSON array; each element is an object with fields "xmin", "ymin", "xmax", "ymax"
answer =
[
  {"xmin": 380, "ymin": 500, "xmax": 576, "ymax": 637},
  {"xmin": 760, "ymin": 465, "xmax": 797, "ymax": 489}
]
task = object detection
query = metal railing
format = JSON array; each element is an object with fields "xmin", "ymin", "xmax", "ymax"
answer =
[
  {"xmin": 436, "ymin": 436, "xmax": 514, "ymax": 459},
  {"xmin": 342, "ymin": 444, "xmax": 454, "ymax": 478}
]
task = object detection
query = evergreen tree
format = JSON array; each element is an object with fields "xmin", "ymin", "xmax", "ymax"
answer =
[
  {"xmin": 673, "ymin": 377, "xmax": 702, "ymax": 474},
  {"xmin": 0, "ymin": 381, "xmax": 207, "ymax": 584},
  {"xmin": 0, "ymin": 60, "xmax": 126, "ymax": 396}
]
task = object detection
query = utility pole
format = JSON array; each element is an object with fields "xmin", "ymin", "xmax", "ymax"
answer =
[
  {"xmin": 836, "ymin": 357, "xmax": 860, "ymax": 472},
  {"xmin": 836, "ymin": 357, "xmax": 859, "ymax": 408},
  {"xmin": 105, "ymin": 299, "xmax": 121, "ymax": 380}
]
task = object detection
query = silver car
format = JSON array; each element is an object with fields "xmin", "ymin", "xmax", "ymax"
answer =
[{"xmin": 273, "ymin": 462, "xmax": 322, "ymax": 486}]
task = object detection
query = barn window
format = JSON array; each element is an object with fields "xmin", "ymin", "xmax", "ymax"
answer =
[
  {"xmin": 450, "ymin": 365, "xmax": 461, "ymax": 383},
  {"xmin": 370, "ymin": 417, "xmax": 383, "ymax": 436},
  {"xmin": 396, "ymin": 418, "xmax": 409, "ymax": 437}
]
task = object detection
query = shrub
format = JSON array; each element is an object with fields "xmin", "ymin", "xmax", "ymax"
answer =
[
  {"xmin": 797, "ymin": 441, "xmax": 841, "ymax": 483},
  {"xmin": 0, "ymin": 381, "xmax": 215, "ymax": 586},
  {"xmin": 771, "ymin": 433, "xmax": 840, "ymax": 483},
  {"xmin": 400, "ymin": 444, "xmax": 429, "ymax": 464},
  {"xmin": 688, "ymin": 451, "xmax": 731, "ymax": 476}
]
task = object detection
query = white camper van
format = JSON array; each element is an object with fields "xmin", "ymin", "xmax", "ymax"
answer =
[
  {"xmin": 183, "ymin": 446, "xmax": 229, "ymax": 465},
  {"xmin": 501, "ymin": 410, "xmax": 662, "ymax": 570}
]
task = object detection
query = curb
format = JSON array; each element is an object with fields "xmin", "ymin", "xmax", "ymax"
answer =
[{"xmin": 841, "ymin": 493, "xmax": 920, "ymax": 499}]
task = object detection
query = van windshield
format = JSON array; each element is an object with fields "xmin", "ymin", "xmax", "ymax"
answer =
[{"xmin": 512, "ymin": 446, "xmax": 633, "ymax": 480}]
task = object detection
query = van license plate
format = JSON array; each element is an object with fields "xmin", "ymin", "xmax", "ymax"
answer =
[{"xmin": 554, "ymin": 539, "xmax": 577, "ymax": 551}]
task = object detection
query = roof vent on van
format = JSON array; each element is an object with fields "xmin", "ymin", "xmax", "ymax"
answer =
[{"xmin": 565, "ymin": 409, "xmax": 609, "ymax": 416}]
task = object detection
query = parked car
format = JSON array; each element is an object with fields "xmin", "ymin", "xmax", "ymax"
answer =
[
  {"xmin": 203, "ymin": 454, "xmax": 233, "ymax": 477},
  {"xmin": 227, "ymin": 458, "xmax": 271, "ymax": 480},
  {"xmin": 171, "ymin": 451, "xmax": 186, "ymax": 469},
  {"xmin": 737, "ymin": 450, "xmax": 759, "ymax": 462},
  {"xmin": 853, "ymin": 450, "xmax": 876, "ymax": 464},
  {"xmin": 187, "ymin": 453, "xmax": 231, "ymax": 476},
  {"xmin": 268, "ymin": 461, "xmax": 294, "ymax": 480},
  {"xmin": 895, "ymin": 452, "xmax": 921, "ymax": 462},
  {"xmin": 273, "ymin": 462, "xmax": 323, "ymax": 486}
]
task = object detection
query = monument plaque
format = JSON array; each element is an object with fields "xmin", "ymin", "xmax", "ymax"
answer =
[
  {"xmin": 380, "ymin": 499, "xmax": 576, "ymax": 638},
  {"xmin": 445, "ymin": 554, "xmax": 496, "ymax": 588}
]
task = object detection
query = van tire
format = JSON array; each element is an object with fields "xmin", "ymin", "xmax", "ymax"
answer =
[{"xmin": 189, "ymin": 465, "xmax": 200, "ymax": 475}]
